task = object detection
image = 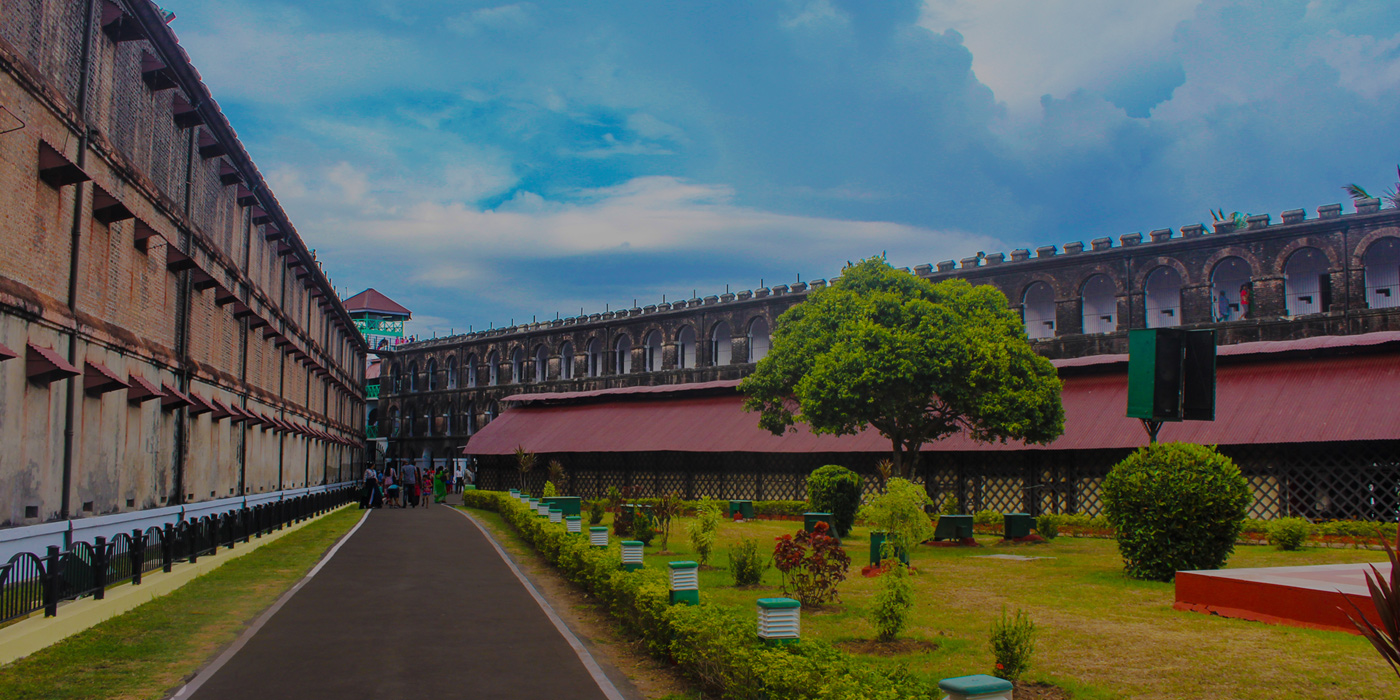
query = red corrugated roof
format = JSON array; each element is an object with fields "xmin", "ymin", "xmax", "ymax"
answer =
[
  {"xmin": 343, "ymin": 288, "xmax": 411, "ymax": 316},
  {"xmin": 464, "ymin": 352, "xmax": 1400, "ymax": 455}
]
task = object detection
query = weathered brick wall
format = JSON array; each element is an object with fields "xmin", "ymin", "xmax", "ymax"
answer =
[{"xmin": 0, "ymin": 0, "xmax": 366, "ymax": 526}]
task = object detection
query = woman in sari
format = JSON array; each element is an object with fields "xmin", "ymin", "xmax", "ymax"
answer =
[{"xmin": 433, "ymin": 468, "xmax": 447, "ymax": 503}]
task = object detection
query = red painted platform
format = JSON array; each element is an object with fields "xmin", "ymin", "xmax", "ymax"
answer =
[{"xmin": 1175, "ymin": 562, "xmax": 1388, "ymax": 634}]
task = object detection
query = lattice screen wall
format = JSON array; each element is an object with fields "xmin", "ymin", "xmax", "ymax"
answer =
[{"xmin": 473, "ymin": 440, "xmax": 1399, "ymax": 521}]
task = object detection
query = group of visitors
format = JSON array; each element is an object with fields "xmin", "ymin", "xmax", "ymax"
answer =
[{"xmin": 360, "ymin": 462, "xmax": 459, "ymax": 509}]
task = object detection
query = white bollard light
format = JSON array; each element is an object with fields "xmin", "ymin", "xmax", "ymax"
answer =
[
  {"xmin": 565, "ymin": 515, "xmax": 582, "ymax": 534},
  {"xmin": 589, "ymin": 526, "xmax": 608, "ymax": 547},
  {"xmin": 937, "ymin": 675, "xmax": 1013, "ymax": 700},
  {"xmin": 620, "ymin": 540, "xmax": 644, "ymax": 570},
  {"xmin": 668, "ymin": 561, "xmax": 699, "ymax": 605},
  {"xmin": 757, "ymin": 598, "xmax": 801, "ymax": 644},
  {"xmin": 549, "ymin": 508, "xmax": 562, "ymax": 524},
  {"xmin": 537, "ymin": 503, "xmax": 549, "ymax": 516}
]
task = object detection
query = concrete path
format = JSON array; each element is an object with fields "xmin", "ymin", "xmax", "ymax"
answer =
[{"xmin": 182, "ymin": 503, "xmax": 617, "ymax": 700}]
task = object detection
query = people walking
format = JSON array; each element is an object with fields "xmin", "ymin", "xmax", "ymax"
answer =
[
  {"xmin": 361, "ymin": 465, "xmax": 379, "ymax": 509},
  {"xmin": 384, "ymin": 465, "xmax": 400, "ymax": 508},
  {"xmin": 402, "ymin": 460, "xmax": 420, "ymax": 508}
]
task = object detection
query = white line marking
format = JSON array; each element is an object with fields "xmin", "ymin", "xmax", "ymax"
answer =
[
  {"xmin": 170, "ymin": 509, "xmax": 371, "ymax": 699},
  {"xmin": 448, "ymin": 505, "xmax": 627, "ymax": 700}
]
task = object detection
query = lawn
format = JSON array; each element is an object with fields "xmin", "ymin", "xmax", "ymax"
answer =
[
  {"xmin": 0, "ymin": 506, "xmax": 363, "ymax": 700},
  {"xmin": 554, "ymin": 511, "xmax": 1400, "ymax": 700}
]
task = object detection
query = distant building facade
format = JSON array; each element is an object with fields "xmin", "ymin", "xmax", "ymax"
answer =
[
  {"xmin": 344, "ymin": 288, "xmax": 411, "ymax": 467},
  {"xmin": 0, "ymin": 1, "xmax": 367, "ymax": 527}
]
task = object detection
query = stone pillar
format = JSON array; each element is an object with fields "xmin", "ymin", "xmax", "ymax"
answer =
[
  {"xmin": 662, "ymin": 342, "xmax": 677, "ymax": 370},
  {"xmin": 1180, "ymin": 284, "xmax": 1211, "ymax": 324},
  {"xmin": 1055, "ymin": 297, "xmax": 1082, "ymax": 336},
  {"xmin": 547, "ymin": 355, "xmax": 561, "ymax": 381},
  {"xmin": 1250, "ymin": 275, "xmax": 1285, "ymax": 318},
  {"xmin": 731, "ymin": 335, "xmax": 750, "ymax": 364}
]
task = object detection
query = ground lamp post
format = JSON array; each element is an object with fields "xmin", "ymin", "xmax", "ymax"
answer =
[
  {"xmin": 565, "ymin": 515, "xmax": 581, "ymax": 534},
  {"xmin": 1126, "ymin": 328, "xmax": 1216, "ymax": 442},
  {"xmin": 620, "ymin": 540, "xmax": 644, "ymax": 571},
  {"xmin": 589, "ymin": 526, "xmax": 608, "ymax": 548},
  {"xmin": 509, "ymin": 489, "xmax": 519, "ymax": 498},
  {"xmin": 668, "ymin": 561, "xmax": 699, "ymax": 605},
  {"xmin": 756, "ymin": 598, "xmax": 800, "ymax": 644},
  {"xmin": 937, "ymin": 674, "xmax": 1013, "ymax": 700},
  {"xmin": 549, "ymin": 508, "xmax": 562, "ymax": 524}
]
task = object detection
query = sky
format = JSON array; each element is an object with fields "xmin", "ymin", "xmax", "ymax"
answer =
[{"xmin": 160, "ymin": 0, "xmax": 1400, "ymax": 338}]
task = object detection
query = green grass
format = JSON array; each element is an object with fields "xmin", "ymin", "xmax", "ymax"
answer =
[
  {"xmin": 494, "ymin": 509, "xmax": 1400, "ymax": 700},
  {"xmin": 0, "ymin": 507, "xmax": 363, "ymax": 700}
]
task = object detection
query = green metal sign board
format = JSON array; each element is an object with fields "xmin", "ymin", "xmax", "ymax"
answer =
[{"xmin": 1127, "ymin": 329, "xmax": 1217, "ymax": 435}]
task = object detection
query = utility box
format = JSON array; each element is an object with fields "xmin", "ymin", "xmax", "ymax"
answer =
[
  {"xmin": 938, "ymin": 674, "xmax": 1013, "ymax": 700},
  {"xmin": 1003, "ymin": 513, "xmax": 1034, "ymax": 539},
  {"xmin": 757, "ymin": 598, "xmax": 801, "ymax": 644},
  {"xmin": 728, "ymin": 500, "xmax": 755, "ymax": 519},
  {"xmin": 934, "ymin": 515, "xmax": 974, "ymax": 541},
  {"xmin": 869, "ymin": 531, "xmax": 908, "ymax": 566},
  {"xmin": 668, "ymin": 561, "xmax": 699, "ymax": 605},
  {"xmin": 803, "ymin": 512, "xmax": 835, "ymax": 535},
  {"xmin": 544, "ymin": 496, "xmax": 581, "ymax": 516}
]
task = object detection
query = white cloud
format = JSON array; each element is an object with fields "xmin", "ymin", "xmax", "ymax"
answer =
[
  {"xmin": 1308, "ymin": 30, "xmax": 1400, "ymax": 99},
  {"xmin": 447, "ymin": 3, "xmax": 536, "ymax": 36}
]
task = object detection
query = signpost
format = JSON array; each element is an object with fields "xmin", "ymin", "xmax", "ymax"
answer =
[{"xmin": 1126, "ymin": 328, "xmax": 1217, "ymax": 442}]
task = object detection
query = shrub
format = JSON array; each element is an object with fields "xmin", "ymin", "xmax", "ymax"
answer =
[
  {"xmin": 1269, "ymin": 517, "xmax": 1312, "ymax": 551},
  {"xmin": 940, "ymin": 493, "xmax": 959, "ymax": 515},
  {"xmin": 807, "ymin": 465, "xmax": 862, "ymax": 537},
  {"xmin": 774, "ymin": 521, "xmax": 851, "ymax": 605},
  {"xmin": 973, "ymin": 510, "xmax": 1002, "ymax": 526},
  {"xmin": 870, "ymin": 561, "xmax": 914, "ymax": 641},
  {"xmin": 653, "ymin": 492, "xmax": 684, "ymax": 552},
  {"xmin": 689, "ymin": 497, "xmax": 722, "ymax": 566},
  {"xmin": 989, "ymin": 608, "xmax": 1036, "ymax": 681},
  {"xmin": 631, "ymin": 510, "xmax": 656, "ymax": 546},
  {"xmin": 754, "ymin": 500, "xmax": 808, "ymax": 517},
  {"xmin": 542, "ymin": 481, "xmax": 558, "ymax": 498},
  {"xmin": 588, "ymin": 498, "xmax": 605, "ymax": 525},
  {"xmin": 547, "ymin": 460, "xmax": 566, "ymax": 494},
  {"xmin": 1035, "ymin": 514, "xmax": 1058, "ymax": 539},
  {"xmin": 1102, "ymin": 442, "xmax": 1250, "ymax": 581},
  {"xmin": 857, "ymin": 478, "xmax": 934, "ymax": 559},
  {"xmin": 728, "ymin": 536, "xmax": 770, "ymax": 586}
]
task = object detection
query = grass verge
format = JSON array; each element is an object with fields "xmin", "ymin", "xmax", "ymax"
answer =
[{"xmin": 0, "ymin": 506, "xmax": 363, "ymax": 700}]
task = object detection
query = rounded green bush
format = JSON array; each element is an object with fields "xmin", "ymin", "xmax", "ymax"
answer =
[
  {"xmin": 1034, "ymin": 514, "xmax": 1059, "ymax": 539},
  {"xmin": 1268, "ymin": 517, "xmax": 1312, "ymax": 550},
  {"xmin": 1102, "ymin": 442, "xmax": 1250, "ymax": 581},
  {"xmin": 806, "ymin": 465, "xmax": 862, "ymax": 537}
]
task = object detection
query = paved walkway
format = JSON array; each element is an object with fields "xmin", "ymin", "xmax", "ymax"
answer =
[{"xmin": 183, "ymin": 502, "xmax": 616, "ymax": 700}]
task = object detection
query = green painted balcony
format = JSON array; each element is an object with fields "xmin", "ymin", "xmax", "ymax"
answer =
[
  {"xmin": 365, "ymin": 425, "xmax": 379, "ymax": 439},
  {"xmin": 366, "ymin": 383, "xmax": 381, "ymax": 399}
]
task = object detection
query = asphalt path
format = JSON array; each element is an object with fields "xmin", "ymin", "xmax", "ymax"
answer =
[{"xmin": 182, "ymin": 502, "xmax": 616, "ymax": 700}]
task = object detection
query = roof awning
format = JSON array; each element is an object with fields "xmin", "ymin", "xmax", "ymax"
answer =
[
  {"xmin": 127, "ymin": 374, "xmax": 165, "ymax": 403},
  {"xmin": 27, "ymin": 343, "xmax": 80, "ymax": 385},
  {"xmin": 210, "ymin": 399, "xmax": 236, "ymax": 422},
  {"xmin": 187, "ymin": 393, "xmax": 217, "ymax": 416},
  {"xmin": 166, "ymin": 246, "xmax": 197, "ymax": 272},
  {"xmin": 91, "ymin": 185, "xmax": 134, "ymax": 225},
  {"xmin": 37, "ymin": 141, "xmax": 89, "ymax": 188},
  {"xmin": 83, "ymin": 359, "xmax": 129, "ymax": 396},
  {"xmin": 465, "ymin": 352, "xmax": 1400, "ymax": 456},
  {"xmin": 132, "ymin": 217, "xmax": 159, "ymax": 251},
  {"xmin": 0, "ymin": 341, "xmax": 17, "ymax": 362},
  {"xmin": 160, "ymin": 383, "xmax": 193, "ymax": 410}
]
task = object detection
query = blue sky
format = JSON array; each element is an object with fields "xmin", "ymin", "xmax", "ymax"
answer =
[{"xmin": 161, "ymin": 0, "xmax": 1400, "ymax": 337}]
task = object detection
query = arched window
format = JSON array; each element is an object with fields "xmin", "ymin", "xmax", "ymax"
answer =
[
  {"xmin": 535, "ymin": 345, "xmax": 549, "ymax": 382},
  {"xmin": 1022, "ymin": 282, "xmax": 1055, "ymax": 339},
  {"xmin": 615, "ymin": 335, "xmax": 633, "ymax": 374},
  {"xmin": 367, "ymin": 407, "xmax": 378, "ymax": 428},
  {"xmin": 1080, "ymin": 274, "xmax": 1116, "ymax": 334},
  {"xmin": 404, "ymin": 405, "xmax": 416, "ymax": 436},
  {"xmin": 560, "ymin": 342, "xmax": 574, "ymax": 379},
  {"xmin": 464, "ymin": 402, "xmax": 477, "ymax": 435},
  {"xmin": 424, "ymin": 402, "xmax": 435, "ymax": 436},
  {"xmin": 1144, "ymin": 267, "xmax": 1183, "ymax": 328},
  {"xmin": 1364, "ymin": 237, "xmax": 1400, "ymax": 309},
  {"xmin": 407, "ymin": 362, "xmax": 418, "ymax": 392},
  {"xmin": 748, "ymin": 318, "xmax": 770, "ymax": 362},
  {"xmin": 643, "ymin": 331, "xmax": 662, "ymax": 372},
  {"xmin": 1211, "ymin": 257, "xmax": 1252, "ymax": 321},
  {"xmin": 485, "ymin": 401, "xmax": 498, "ymax": 424},
  {"xmin": 1284, "ymin": 247, "xmax": 1330, "ymax": 316},
  {"xmin": 486, "ymin": 351, "xmax": 499, "ymax": 385},
  {"xmin": 447, "ymin": 356, "xmax": 458, "ymax": 388},
  {"xmin": 511, "ymin": 347, "xmax": 525, "ymax": 383},
  {"xmin": 677, "ymin": 326, "xmax": 696, "ymax": 369},
  {"xmin": 389, "ymin": 406, "xmax": 401, "ymax": 437},
  {"xmin": 426, "ymin": 359, "xmax": 438, "ymax": 391},
  {"xmin": 587, "ymin": 338, "xmax": 603, "ymax": 377},
  {"xmin": 440, "ymin": 402, "xmax": 451, "ymax": 435},
  {"xmin": 465, "ymin": 354, "xmax": 477, "ymax": 388},
  {"xmin": 391, "ymin": 364, "xmax": 402, "ymax": 394},
  {"xmin": 710, "ymin": 322, "xmax": 732, "ymax": 365}
]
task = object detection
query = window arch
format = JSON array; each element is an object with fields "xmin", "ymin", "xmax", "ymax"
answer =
[
  {"xmin": 464, "ymin": 401, "xmax": 477, "ymax": 435},
  {"xmin": 439, "ymin": 401, "xmax": 452, "ymax": 435},
  {"xmin": 747, "ymin": 318, "xmax": 770, "ymax": 362},
  {"xmin": 446, "ymin": 356, "xmax": 458, "ymax": 389},
  {"xmin": 389, "ymin": 406, "xmax": 401, "ymax": 437},
  {"xmin": 587, "ymin": 338, "xmax": 603, "ymax": 377},
  {"xmin": 424, "ymin": 401, "xmax": 435, "ymax": 436},
  {"xmin": 486, "ymin": 351, "xmax": 499, "ymax": 385},
  {"xmin": 404, "ymin": 404, "xmax": 416, "ymax": 437},
  {"xmin": 643, "ymin": 331, "xmax": 662, "ymax": 372},
  {"xmin": 1211, "ymin": 256, "xmax": 1253, "ymax": 321},
  {"xmin": 560, "ymin": 342, "xmax": 575, "ymax": 380},
  {"xmin": 1284, "ymin": 247, "xmax": 1330, "ymax": 316},
  {"xmin": 485, "ymin": 400, "xmax": 499, "ymax": 424},
  {"xmin": 511, "ymin": 347, "xmax": 525, "ymax": 383},
  {"xmin": 464, "ymin": 354, "xmax": 477, "ymax": 388},
  {"xmin": 676, "ymin": 326, "xmax": 697, "ymax": 369},
  {"xmin": 615, "ymin": 335, "xmax": 633, "ymax": 374},
  {"xmin": 407, "ymin": 362, "xmax": 419, "ymax": 392},
  {"xmin": 1363, "ymin": 237, "xmax": 1400, "ymax": 309},
  {"xmin": 426, "ymin": 358, "xmax": 438, "ymax": 391},
  {"xmin": 1080, "ymin": 274, "xmax": 1116, "ymax": 334},
  {"xmin": 390, "ymin": 364, "xmax": 403, "ymax": 394},
  {"xmin": 710, "ymin": 322, "xmax": 732, "ymax": 365},
  {"xmin": 1022, "ymin": 282, "xmax": 1055, "ymax": 339},
  {"xmin": 1144, "ymin": 267, "xmax": 1183, "ymax": 328},
  {"xmin": 535, "ymin": 344, "xmax": 549, "ymax": 382}
]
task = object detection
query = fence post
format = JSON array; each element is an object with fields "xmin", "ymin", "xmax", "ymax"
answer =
[
  {"xmin": 43, "ymin": 545, "xmax": 60, "ymax": 617},
  {"xmin": 242, "ymin": 508, "xmax": 251, "ymax": 543},
  {"xmin": 163, "ymin": 524, "xmax": 174, "ymax": 573},
  {"xmin": 93, "ymin": 536, "xmax": 108, "ymax": 601},
  {"xmin": 225, "ymin": 511, "xmax": 235, "ymax": 550},
  {"xmin": 131, "ymin": 529, "xmax": 144, "ymax": 586},
  {"xmin": 187, "ymin": 522, "xmax": 198, "ymax": 564}
]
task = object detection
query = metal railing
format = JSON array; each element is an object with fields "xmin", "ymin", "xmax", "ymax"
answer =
[
  {"xmin": 366, "ymin": 383, "xmax": 381, "ymax": 399},
  {"xmin": 0, "ymin": 486, "xmax": 357, "ymax": 624}
]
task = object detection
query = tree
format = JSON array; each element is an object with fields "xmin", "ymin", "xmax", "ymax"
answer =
[
  {"xmin": 740, "ymin": 258, "xmax": 1064, "ymax": 478},
  {"xmin": 513, "ymin": 446, "xmax": 536, "ymax": 492},
  {"xmin": 1345, "ymin": 166, "xmax": 1400, "ymax": 209}
]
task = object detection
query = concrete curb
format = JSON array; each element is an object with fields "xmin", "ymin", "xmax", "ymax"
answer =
[{"xmin": 0, "ymin": 503, "xmax": 356, "ymax": 668}]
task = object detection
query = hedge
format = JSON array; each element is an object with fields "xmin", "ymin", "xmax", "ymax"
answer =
[
  {"xmin": 461, "ymin": 490, "xmax": 937, "ymax": 699},
  {"xmin": 581, "ymin": 498, "xmax": 810, "ymax": 519}
]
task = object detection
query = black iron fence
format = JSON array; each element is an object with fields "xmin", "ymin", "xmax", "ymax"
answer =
[
  {"xmin": 475, "ymin": 440, "xmax": 1400, "ymax": 522},
  {"xmin": 0, "ymin": 487, "xmax": 356, "ymax": 625}
]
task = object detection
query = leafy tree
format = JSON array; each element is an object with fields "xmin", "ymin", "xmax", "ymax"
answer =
[
  {"xmin": 741, "ymin": 258, "xmax": 1064, "ymax": 477},
  {"xmin": 688, "ymin": 497, "xmax": 722, "ymax": 565},
  {"xmin": 857, "ymin": 478, "xmax": 935, "ymax": 560},
  {"xmin": 1345, "ymin": 166, "xmax": 1400, "ymax": 209},
  {"xmin": 653, "ymin": 491, "xmax": 684, "ymax": 553},
  {"xmin": 806, "ymin": 465, "xmax": 862, "ymax": 537},
  {"xmin": 513, "ymin": 446, "xmax": 537, "ymax": 492},
  {"xmin": 546, "ymin": 459, "xmax": 566, "ymax": 495}
]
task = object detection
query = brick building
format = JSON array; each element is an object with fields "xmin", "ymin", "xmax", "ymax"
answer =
[
  {"xmin": 0, "ymin": 0, "xmax": 367, "ymax": 527},
  {"xmin": 382, "ymin": 201, "xmax": 1400, "ymax": 519}
]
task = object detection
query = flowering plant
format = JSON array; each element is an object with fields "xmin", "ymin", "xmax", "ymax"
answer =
[{"xmin": 773, "ymin": 521, "xmax": 851, "ymax": 605}]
